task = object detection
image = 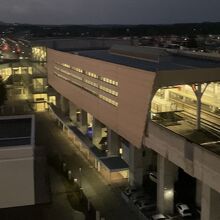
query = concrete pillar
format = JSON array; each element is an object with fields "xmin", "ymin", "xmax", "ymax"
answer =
[
  {"xmin": 157, "ymin": 155, "xmax": 177, "ymax": 214},
  {"xmin": 129, "ymin": 144, "xmax": 143, "ymax": 187},
  {"xmin": 92, "ymin": 118, "xmax": 102, "ymax": 148},
  {"xmin": 143, "ymin": 147, "xmax": 155, "ymax": 172},
  {"xmin": 60, "ymin": 95, "xmax": 69, "ymax": 115},
  {"xmin": 196, "ymin": 179, "xmax": 202, "ymax": 207},
  {"xmin": 201, "ymin": 184, "xmax": 220, "ymax": 220},
  {"xmin": 107, "ymin": 128, "xmax": 120, "ymax": 156},
  {"xmin": 69, "ymin": 101, "xmax": 77, "ymax": 124},
  {"xmin": 78, "ymin": 109, "xmax": 88, "ymax": 134}
]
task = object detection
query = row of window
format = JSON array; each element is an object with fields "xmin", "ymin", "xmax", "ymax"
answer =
[
  {"xmin": 61, "ymin": 63, "xmax": 70, "ymax": 68},
  {"xmin": 55, "ymin": 66, "xmax": 82, "ymax": 81},
  {"xmin": 100, "ymin": 85, "xmax": 118, "ymax": 97},
  {"xmin": 85, "ymin": 71, "xmax": 98, "ymax": 79},
  {"xmin": 58, "ymin": 62, "xmax": 83, "ymax": 73},
  {"xmin": 99, "ymin": 95, "xmax": 118, "ymax": 107},
  {"xmin": 54, "ymin": 71, "xmax": 118, "ymax": 107},
  {"xmin": 56, "ymin": 62, "xmax": 118, "ymax": 87},
  {"xmin": 54, "ymin": 71, "xmax": 81, "ymax": 88},
  {"xmin": 84, "ymin": 79, "xmax": 98, "ymax": 88},
  {"xmin": 72, "ymin": 66, "xmax": 83, "ymax": 73},
  {"xmin": 100, "ymin": 77, "xmax": 118, "ymax": 86},
  {"xmin": 54, "ymin": 65, "xmax": 118, "ymax": 97}
]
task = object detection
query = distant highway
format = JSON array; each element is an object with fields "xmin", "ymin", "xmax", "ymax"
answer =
[{"xmin": 0, "ymin": 37, "xmax": 31, "ymax": 62}]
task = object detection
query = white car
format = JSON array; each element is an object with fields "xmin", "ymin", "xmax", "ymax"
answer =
[
  {"xmin": 176, "ymin": 203, "xmax": 192, "ymax": 217},
  {"xmin": 151, "ymin": 213, "xmax": 168, "ymax": 220}
]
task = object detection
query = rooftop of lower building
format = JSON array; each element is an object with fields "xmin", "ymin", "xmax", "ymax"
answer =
[
  {"xmin": 70, "ymin": 45, "xmax": 220, "ymax": 73},
  {"xmin": 0, "ymin": 114, "xmax": 33, "ymax": 147}
]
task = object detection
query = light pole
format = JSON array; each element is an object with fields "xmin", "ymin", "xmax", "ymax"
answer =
[{"xmin": 79, "ymin": 167, "xmax": 82, "ymax": 188}]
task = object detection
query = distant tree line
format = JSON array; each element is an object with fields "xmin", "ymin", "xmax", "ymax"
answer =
[{"xmin": 1, "ymin": 22, "xmax": 220, "ymax": 39}]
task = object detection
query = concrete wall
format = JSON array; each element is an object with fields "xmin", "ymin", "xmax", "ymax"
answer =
[
  {"xmin": 144, "ymin": 121, "xmax": 220, "ymax": 194},
  {"xmin": 155, "ymin": 67, "xmax": 220, "ymax": 88},
  {"xmin": 0, "ymin": 146, "xmax": 35, "ymax": 208},
  {"xmin": 47, "ymin": 49, "xmax": 156, "ymax": 147}
]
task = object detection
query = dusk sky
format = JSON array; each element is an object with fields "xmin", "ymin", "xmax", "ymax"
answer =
[{"xmin": 0, "ymin": 0, "xmax": 220, "ymax": 25}]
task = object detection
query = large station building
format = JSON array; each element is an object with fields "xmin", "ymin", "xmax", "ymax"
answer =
[{"xmin": 33, "ymin": 43, "xmax": 220, "ymax": 220}]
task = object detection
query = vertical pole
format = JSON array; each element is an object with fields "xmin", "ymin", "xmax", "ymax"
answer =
[
  {"xmin": 96, "ymin": 211, "xmax": 100, "ymax": 220},
  {"xmin": 79, "ymin": 167, "xmax": 82, "ymax": 188},
  {"xmin": 196, "ymin": 84, "xmax": 202, "ymax": 130},
  {"xmin": 192, "ymin": 83, "xmax": 208, "ymax": 130}
]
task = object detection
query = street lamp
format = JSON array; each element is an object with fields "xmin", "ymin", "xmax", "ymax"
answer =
[{"xmin": 79, "ymin": 167, "xmax": 82, "ymax": 188}]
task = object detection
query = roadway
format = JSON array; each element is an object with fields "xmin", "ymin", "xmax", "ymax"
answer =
[
  {"xmin": 0, "ymin": 37, "xmax": 31, "ymax": 62},
  {"xmin": 35, "ymin": 112, "xmax": 139, "ymax": 220}
]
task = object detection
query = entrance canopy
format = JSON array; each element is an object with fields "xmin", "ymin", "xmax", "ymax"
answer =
[{"xmin": 100, "ymin": 156, "xmax": 129, "ymax": 172}]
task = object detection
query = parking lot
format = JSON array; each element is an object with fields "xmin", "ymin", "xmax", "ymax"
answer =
[{"xmin": 121, "ymin": 183, "xmax": 200, "ymax": 220}]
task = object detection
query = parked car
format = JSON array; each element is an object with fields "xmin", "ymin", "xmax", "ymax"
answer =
[
  {"xmin": 149, "ymin": 172, "xmax": 157, "ymax": 183},
  {"xmin": 151, "ymin": 213, "xmax": 168, "ymax": 220},
  {"xmin": 123, "ymin": 186, "xmax": 138, "ymax": 197},
  {"xmin": 135, "ymin": 199, "xmax": 154, "ymax": 210},
  {"xmin": 176, "ymin": 203, "xmax": 192, "ymax": 217},
  {"xmin": 130, "ymin": 191, "xmax": 145, "ymax": 203},
  {"xmin": 134, "ymin": 195, "xmax": 152, "ymax": 205}
]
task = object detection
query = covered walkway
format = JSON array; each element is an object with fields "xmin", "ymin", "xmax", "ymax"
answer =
[
  {"xmin": 35, "ymin": 112, "xmax": 138, "ymax": 220},
  {"xmin": 49, "ymin": 103, "xmax": 129, "ymax": 183}
]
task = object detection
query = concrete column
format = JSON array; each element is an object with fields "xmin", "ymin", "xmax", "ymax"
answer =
[
  {"xmin": 60, "ymin": 95, "xmax": 69, "ymax": 116},
  {"xmin": 78, "ymin": 109, "xmax": 88, "ymax": 134},
  {"xmin": 92, "ymin": 118, "xmax": 102, "ymax": 148},
  {"xmin": 157, "ymin": 155, "xmax": 177, "ymax": 214},
  {"xmin": 107, "ymin": 128, "xmax": 120, "ymax": 156},
  {"xmin": 143, "ymin": 147, "xmax": 156, "ymax": 172},
  {"xmin": 201, "ymin": 184, "xmax": 220, "ymax": 220},
  {"xmin": 69, "ymin": 101, "xmax": 77, "ymax": 124},
  {"xmin": 129, "ymin": 144, "xmax": 143, "ymax": 187},
  {"xmin": 196, "ymin": 179, "xmax": 202, "ymax": 207}
]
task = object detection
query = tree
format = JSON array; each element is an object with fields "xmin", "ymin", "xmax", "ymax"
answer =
[{"xmin": 0, "ymin": 76, "xmax": 7, "ymax": 106}]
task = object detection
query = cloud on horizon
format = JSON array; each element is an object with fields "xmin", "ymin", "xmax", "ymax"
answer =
[{"xmin": 0, "ymin": 0, "xmax": 220, "ymax": 25}]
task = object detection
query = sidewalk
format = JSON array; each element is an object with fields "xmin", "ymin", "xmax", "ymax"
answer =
[{"xmin": 36, "ymin": 112, "xmax": 139, "ymax": 220}]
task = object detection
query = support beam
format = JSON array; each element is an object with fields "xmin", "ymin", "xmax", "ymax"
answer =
[
  {"xmin": 78, "ymin": 109, "xmax": 88, "ymax": 134},
  {"xmin": 129, "ymin": 144, "xmax": 143, "ymax": 187},
  {"xmin": 201, "ymin": 184, "xmax": 220, "ymax": 220},
  {"xmin": 69, "ymin": 101, "xmax": 77, "ymax": 124},
  {"xmin": 157, "ymin": 155, "xmax": 177, "ymax": 214},
  {"xmin": 107, "ymin": 128, "xmax": 120, "ymax": 156},
  {"xmin": 92, "ymin": 118, "xmax": 102, "ymax": 148},
  {"xmin": 196, "ymin": 179, "xmax": 202, "ymax": 207},
  {"xmin": 60, "ymin": 95, "xmax": 69, "ymax": 116},
  {"xmin": 143, "ymin": 147, "xmax": 156, "ymax": 172}
]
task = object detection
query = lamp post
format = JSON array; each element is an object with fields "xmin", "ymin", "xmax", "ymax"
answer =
[{"xmin": 79, "ymin": 167, "xmax": 82, "ymax": 188}]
